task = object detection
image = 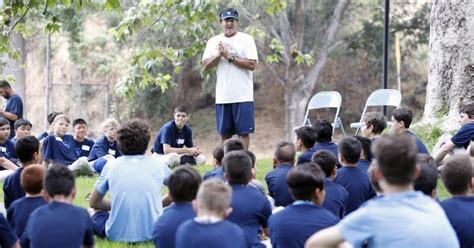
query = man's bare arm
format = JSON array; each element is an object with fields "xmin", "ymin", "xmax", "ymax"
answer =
[
  {"xmin": 232, "ymin": 58, "xmax": 257, "ymax": 71},
  {"xmin": 89, "ymin": 190, "xmax": 111, "ymax": 211},
  {"xmin": 202, "ymin": 54, "xmax": 221, "ymax": 71},
  {"xmin": 0, "ymin": 109, "xmax": 18, "ymax": 122},
  {"xmin": 305, "ymin": 226, "xmax": 344, "ymax": 248}
]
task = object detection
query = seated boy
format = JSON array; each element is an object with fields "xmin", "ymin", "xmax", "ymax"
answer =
[
  {"xmin": 154, "ymin": 166, "xmax": 201, "ymax": 248},
  {"xmin": 72, "ymin": 118, "xmax": 94, "ymax": 159},
  {"xmin": 312, "ymin": 150, "xmax": 349, "ymax": 219},
  {"xmin": 89, "ymin": 119, "xmax": 171, "ymax": 243},
  {"xmin": 11, "ymin": 119, "xmax": 32, "ymax": 145},
  {"xmin": 0, "ymin": 117, "xmax": 18, "ymax": 164},
  {"xmin": 203, "ymin": 145, "xmax": 225, "ymax": 181},
  {"xmin": 306, "ymin": 135, "xmax": 458, "ymax": 248},
  {"xmin": 334, "ymin": 137, "xmax": 375, "ymax": 214},
  {"xmin": 354, "ymin": 136, "xmax": 372, "ymax": 171},
  {"xmin": 36, "ymin": 111, "xmax": 62, "ymax": 141},
  {"xmin": 87, "ymin": 118, "xmax": 121, "ymax": 174},
  {"xmin": 3, "ymin": 136, "xmax": 40, "ymax": 209},
  {"xmin": 224, "ymin": 150, "xmax": 272, "ymax": 247},
  {"xmin": 312, "ymin": 120, "xmax": 339, "ymax": 162},
  {"xmin": 265, "ymin": 141, "xmax": 295, "ymax": 207},
  {"xmin": 360, "ymin": 112, "xmax": 387, "ymax": 141},
  {"xmin": 20, "ymin": 166, "xmax": 94, "ymax": 247},
  {"xmin": 434, "ymin": 103, "xmax": 474, "ymax": 163},
  {"xmin": 0, "ymin": 213, "xmax": 18, "ymax": 248},
  {"xmin": 294, "ymin": 126, "xmax": 317, "ymax": 165},
  {"xmin": 151, "ymin": 106, "xmax": 205, "ymax": 167},
  {"xmin": 414, "ymin": 154, "xmax": 438, "ymax": 198},
  {"xmin": 440, "ymin": 154, "xmax": 474, "ymax": 248},
  {"xmin": 41, "ymin": 114, "xmax": 92, "ymax": 175},
  {"xmin": 7, "ymin": 164, "xmax": 46, "ymax": 238},
  {"xmin": 391, "ymin": 107, "xmax": 429, "ymax": 154},
  {"xmin": 223, "ymin": 138, "xmax": 245, "ymax": 153},
  {"xmin": 269, "ymin": 162, "xmax": 339, "ymax": 248},
  {"xmin": 175, "ymin": 180, "xmax": 245, "ymax": 248}
]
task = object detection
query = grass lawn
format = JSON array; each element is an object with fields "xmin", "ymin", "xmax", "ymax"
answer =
[{"xmin": 0, "ymin": 157, "xmax": 450, "ymax": 247}]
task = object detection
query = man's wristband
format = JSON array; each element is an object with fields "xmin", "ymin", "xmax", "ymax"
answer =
[{"xmin": 228, "ymin": 55, "xmax": 235, "ymax": 63}]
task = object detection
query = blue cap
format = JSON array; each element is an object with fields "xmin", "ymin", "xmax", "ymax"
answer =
[{"xmin": 220, "ymin": 8, "xmax": 239, "ymax": 20}]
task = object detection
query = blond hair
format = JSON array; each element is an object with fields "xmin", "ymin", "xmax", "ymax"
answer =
[
  {"xmin": 196, "ymin": 180, "xmax": 232, "ymax": 214},
  {"xmin": 101, "ymin": 118, "xmax": 120, "ymax": 131},
  {"xmin": 53, "ymin": 114, "xmax": 70, "ymax": 124}
]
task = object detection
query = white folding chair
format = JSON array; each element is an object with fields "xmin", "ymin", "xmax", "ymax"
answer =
[
  {"xmin": 350, "ymin": 89, "xmax": 402, "ymax": 135},
  {"xmin": 302, "ymin": 91, "xmax": 346, "ymax": 136}
]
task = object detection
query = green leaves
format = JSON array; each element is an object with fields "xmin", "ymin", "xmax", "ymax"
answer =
[
  {"xmin": 105, "ymin": 0, "xmax": 120, "ymax": 11},
  {"xmin": 265, "ymin": 0, "xmax": 287, "ymax": 16}
]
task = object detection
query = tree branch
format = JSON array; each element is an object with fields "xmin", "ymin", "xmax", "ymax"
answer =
[
  {"xmin": 257, "ymin": 48, "xmax": 285, "ymax": 87},
  {"xmin": 8, "ymin": 4, "xmax": 31, "ymax": 34}
]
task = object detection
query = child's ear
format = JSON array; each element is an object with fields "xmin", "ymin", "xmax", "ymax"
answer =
[
  {"xmin": 224, "ymin": 207, "xmax": 233, "ymax": 219},
  {"xmin": 43, "ymin": 190, "xmax": 51, "ymax": 203},
  {"xmin": 272, "ymin": 158, "xmax": 278, "ymax": 166},
  {"xmin": 313, "ymin": 188, "xmax": 325, "ymax": 206},
  {"xmin": 224, "ymin": 172, "xmax": 229, "ymax": 182},
  {"xmin": 470, "ymin": 177, "xmax": 474, "ymax": 192},
  {"xmin": 71, "ymin": 187, "xmax": 76, "ymax": 200},
  {"xmin": 192, "ymin": 200, "xmax": 198, "ymax": 213}
]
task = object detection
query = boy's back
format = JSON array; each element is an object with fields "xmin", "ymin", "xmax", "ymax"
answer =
[
  {"xmin": 176, "ymin": 219, "xmax": 245, "ymax": 248},
  {"xmin": 441, "ymin": 196, "xmax": 474, "ymax": 248},
  {"xmin": 21, "ymin": 201, "xmax": 94, "ymax": 247},
  {"xmin": 3, "ymin": 168, "xmax": 24, "ymax": 209},
  {"xmin": 322, "ymin": 179, "xmax": 349, "ymax": 219},
  {"xmin": 153, "ymin": 202, "xmax": 195, "ymax": 248},
  {"xmin": 265, "ymin": 164, "xmax": 294, "ymax": 207},
  {"xmin": 335, "ymin": 166, "xmax": 375, "ymax": 214},
  {"xmin": 269, "ymin": 203, "xmax": 338, "ymax": 248},
  {"xmin": 7, "ymin": 196, "xmax": 46, "ymax": 238},
  {"xmin": 228, "ymin": 184, "xmax": 272, "ymax": 248}
]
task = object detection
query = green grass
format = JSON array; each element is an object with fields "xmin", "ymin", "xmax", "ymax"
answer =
[{"xmin": 0, "ymin": 158, "xmax": 452, "ymax": 247}]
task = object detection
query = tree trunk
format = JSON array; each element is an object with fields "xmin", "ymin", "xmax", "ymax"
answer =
[
  {"xmin": 423, "ymin": 0, "xmax": 474, "ymax": 129},
  {"xmin": 3, "ymin": 31, "xmax": 27, "ymax": 116},
  {"xmin": 283, "ymin": 86, "xmax": 311, "ymax": 141}
]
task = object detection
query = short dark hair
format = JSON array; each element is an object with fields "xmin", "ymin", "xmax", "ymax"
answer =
[
  {"xmin": 441, "ymin": 154, "xmax": 472, "ymax": 195},
  {"xmin": 174, "ymin": 105, "xmax": 188, "ymax": 114},
  {"xmin": 222, "ymin": 150, "xmax": 252, "ymax": 184},
  {"xmin": 460, "ymin": 103, "xmax": 474, "ymax": 119},
  {"xmin": 168, "ymin": 166, "xmax": 202, "ymax": 203},
  {"xmin": 0, "ymin": 80, "xmax": 11, "ymax": 89},
  {"xmin": 311, "ymin": 150, "xmax": 337, "ymax": 178},
  {"xmin": 363, "ymin": 112, "xmax": 387, "ymax": 134},
  {"xmin": 14, "ymin": 119, "xmax": 32, "ymax": 131},
  {"xmin": 374, "ymin": 135, "xmax": 418, "ymax": 185},
  {"xmin": 47, "ymin": 112, "xmax": 62, "ymax": 125},
  {"xmin": 338, "ymin": 137, "xmax": 362, "ymax": 164},
  {"xmin": 294, "ymin": 126, "xmax": 317, "ymax": 148},
  {"xmin": 0, "ymin": 117, "xmax": 9, "ymax": 127},
  {"xmin": 212, "ymin": 145, "xmax": 224, "ymax": 165},
  {"xmin": 44, "ymin": 165, "xmax": 75, "ymax": 197},
  {"xmin": 312, "ymin": 120, "xmax": 333, "ymax": 143},
  {"xmin": 223, "ymin": 138, "xmax": 244, "ymax": 154},
  {"xmin": 392, "ymin": 108, "xmax": 413, "ymax": 128},
  {"xmin": 117, "ymin": 119, "xmax": 150, "ymax": 155},
  {"xmin": 72, "ymin": 118, "xmax": 87, "ymax": 127},
  {"xmin": 21, "ymin": 164, "xmax": 45, "ymax": 195},
  {"xmin": 414, "ymin": 154, "xmax": 438, "ymax": 196},
  {"xmin": 286, "ymin": 162, "xmax": 325, "ymax": 201},
  {"xmin": 354, "ymin": 136, "xmax": 372, "ymax": 161},
  {"xmin": 15, "ymin": 136, "xmax": 40, "ymax": 164},
  {"xmin": 274, "ymin": 141, "xmax": 295, "ymax": 163},
  {"xmin": 244, "ymin": 150, "xmax": 256, "ymax": 167}
]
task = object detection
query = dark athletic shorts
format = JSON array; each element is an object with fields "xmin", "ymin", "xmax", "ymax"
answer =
[
  {"xmin": 216, "ymin": 102, "xmax": 255, "ymax": 136},
  {"xmin": 91, "ymin": 210, "xmax": 109, "ymax": 238}
]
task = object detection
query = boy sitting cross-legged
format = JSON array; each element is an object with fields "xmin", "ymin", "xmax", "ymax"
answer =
[
  {"xmin": 265, "ymin": 141, "xmax": 295, "ymax": 207},
  {"xmin": 20, "ymin": 166, "xmax": 94, "ymax": 247},
  {"xmin": 153, "ymin": 166, "xmax": 202, "ymax": 248},
  {"xmin": 440, "ymin": 154, "xmax": 474, "ymax": 248},
  {"xmin": 269, "ymin": 162, "xmax": 339, "ymax": 248},
  {"xmin": 87, "ymin": 118, "xmax": 122, "ymax": 175},
  {"xmin": 7, "ymin": 164, "xmax": 47, "ymax": 238},
  {"xmin": 0, "ymin": 117, "xmax": 18, "ymax": 180},
  {"xmin": 175, "ymin": 179, "xmax": 245, "ymax": 248}
]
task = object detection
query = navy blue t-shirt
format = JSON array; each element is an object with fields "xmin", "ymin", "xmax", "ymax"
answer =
[
  {"xmin": 0, "ymin": 213, "xmax": 17, "ymax": 248},
  {"xmin": 227, "ymin": 184, "xmax": 272, "ymax": 248},
  {"xmin": 335, "ymin": 166, "xmax": 376, "ymax": 214},
  {"xmin": 357, "ymin": 159, "xmax": 371, "ymax": 172},
  {"xmin": 404, "ymin": 131, "xmax": 429, "ymax": 154},
  {"xmin": 264, "ymin": 164, "xmax": 294, "ymax": 207},
  {"xmin": 36, "ymin": 131, "xmax": 48, "ymax": 141},
  {"xmin": 3, "ymin": 167, "xmax": 24, "ymax": 209},
  {"xmin": 5, "ymin": 94, "xmax": 23, "ymax": 139},
  {"xmin": 21, "ymin": 201, "xmax": 94, "ymax": 248},
  {"xmin": 74, "ymin": 138, "xmax": 94, "ymax": 158},
  {"xmin": 203, "ymin": 166, "xmax": 225, "ymax": 181},
  {"xmin": 87, "ymin": 135, "xmax": 121, "ymax": 161},
  {"xmin": 299, "ymin": 142, "xmax": 340, "ymax": 165},
  {"xmin": 441, "ymin": 196, "xmax": 474, "ymax": 248},
  {"xmin": 42, "ymin": 134, "xmax": 78, "ymax": 166},
  {"xmin": 451, "ymin": 123, "xmax": 474, "ymax": 149},
  {"xmin": 151, "ymin": 120, "xmax": 193, "ymax": 154},
  {"xmin": 323, "ymin": 179, "xmax": 349, "ymax": 219},
  {"xmin": 269, "ymin": 203, "xmax": 339, "ymax": 248},
  {"xmin": 153, "ymin": 202, "xmax": 195, "ymax": 248},
  {"xmin": 7, "ymin": 196, "xmax": 47, "ymax": 238},
  {"xmin": 296, "ymin": 150, "xmax": 314, "ymax": 165},
  {"xmin": 176, "ymin": 219, "xmax": 245, "ymax": 248},
  {"xmin": 0, "ymin": 139, "xmax": 18, "ymax": 166}
]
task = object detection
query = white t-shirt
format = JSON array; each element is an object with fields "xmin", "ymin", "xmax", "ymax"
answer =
[{"xmin": 202, "ymin": 32, "xmax": 258, "ymax": 104}]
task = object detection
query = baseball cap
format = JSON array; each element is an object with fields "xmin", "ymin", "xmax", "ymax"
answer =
[{"xmin": 220, "ymin": 8, "xmax": 239, "ymax": 20}]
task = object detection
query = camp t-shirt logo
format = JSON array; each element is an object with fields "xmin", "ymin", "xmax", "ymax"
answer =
[{"xmin": 0, "ymin": 146, "xmax": 10, "ymax": 158}]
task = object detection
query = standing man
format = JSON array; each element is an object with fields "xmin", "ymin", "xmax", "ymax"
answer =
[
  {"xmin": 0, "ymin": 80, "xmax": 23, "ymax": 139},
  {"xmin": 202, "ymin": 8, "xmax": 258, "ymax": 150}
]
